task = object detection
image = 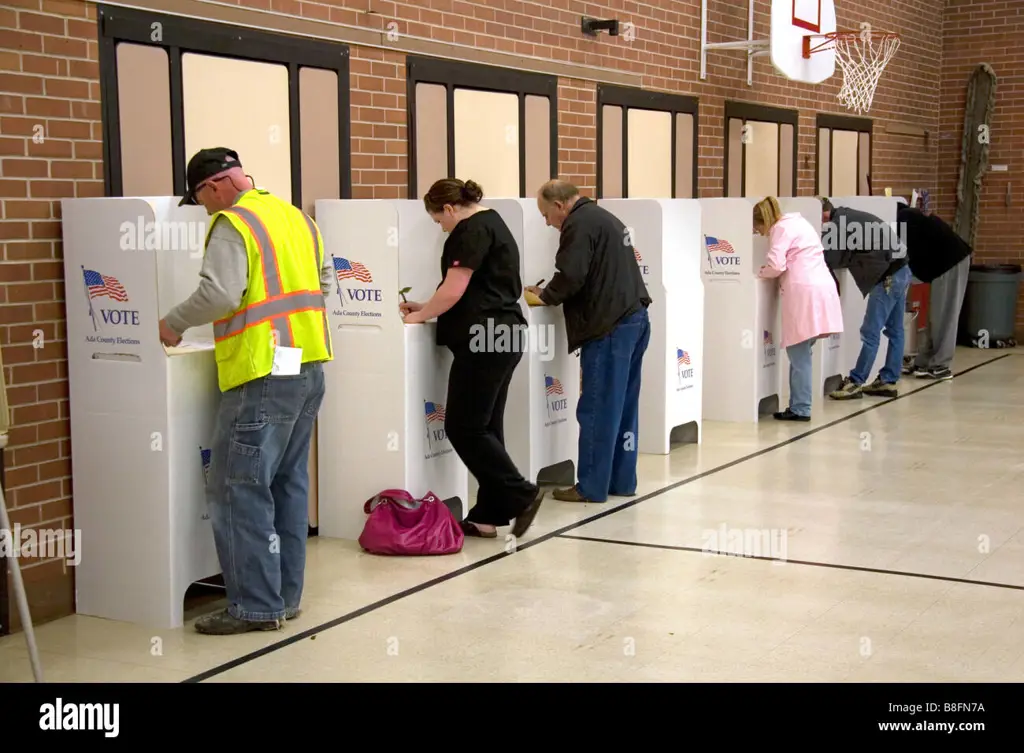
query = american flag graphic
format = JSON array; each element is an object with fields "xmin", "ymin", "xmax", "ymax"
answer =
[
  {"xmin": 634, "ymin": 248, "xmax": 642, "ymax": 262},
  {"xmin": 545, "ymin": 375, "xmax": 563, "ymax": 395},
  {"xmin": 334, "ymin": 256, "xmax": 373, "ymax": 283},
  {"xmin": 705, "ymin": 235, "xmax": 735, "ymax": 254},
  {"xmin": 82, "ymin": 268, "xmax": 128, "ymax": 302},
  {"xmin": 677, "ymin": 348, "xmax": 690, "ymax": 366},
  {"xmin": 424, "ymin": 401, "xmax": 445, "ymax": 423},
  {"xmin": 763, "ymin": 330, "xmax": 773, "ymax": 345},
  {"xmin": 200, "ymin": 447, "xmax": 211, "ymax": 484}
]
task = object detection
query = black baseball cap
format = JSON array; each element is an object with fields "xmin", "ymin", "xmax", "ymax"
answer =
[{"xmin": 179, "ymin": 147, "xmax": 242, "ymax": 206}]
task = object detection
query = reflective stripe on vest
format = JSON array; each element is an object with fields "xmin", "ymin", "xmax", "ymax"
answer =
[{"xmin": 212, "ymin": 205, "xmax": 331, "ymax": 358}]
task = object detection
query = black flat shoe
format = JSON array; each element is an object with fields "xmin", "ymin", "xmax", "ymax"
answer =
[
  {"xmin": 511, "ymin": 488, "xmax": 545, "ymax": 538},
  {"xmin": 773, "ymin": 408, "xmax": 810, "ymax": 422},
  {"xmin": 460, "ymin": 520, "xmax": 497, "ymax": 538}
]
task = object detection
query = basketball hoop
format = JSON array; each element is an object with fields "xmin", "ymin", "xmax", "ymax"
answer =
[{"xmin": 803, "ymin": 30, "xmax": 900, "ymax": 114}]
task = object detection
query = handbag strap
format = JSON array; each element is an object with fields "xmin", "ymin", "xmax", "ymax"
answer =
[{"xmin": 363, "ymin": 489, "xmax": 440, "ymax": 514}]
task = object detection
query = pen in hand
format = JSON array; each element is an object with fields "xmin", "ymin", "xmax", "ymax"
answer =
[{"xmin": 535, "ymin": 279, "xmax": 545, "ymax": 286}]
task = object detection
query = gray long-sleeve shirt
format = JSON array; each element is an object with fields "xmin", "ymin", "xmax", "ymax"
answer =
[{"xmin": 164, "ymin": 215, "xmax": 334, "ymax": 336}]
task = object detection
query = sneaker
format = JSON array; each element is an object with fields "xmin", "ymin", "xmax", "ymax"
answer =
[
  {"xmin": 861, "ymin": 378, "xmax": 898, "ymax": 398},
  {"xmin": 829, "ymin": 376, "xmax": 863, "ymax": 400},
  {"xmin": 917, "ymin": 366, "xmax": 953, "ymax": 381}
]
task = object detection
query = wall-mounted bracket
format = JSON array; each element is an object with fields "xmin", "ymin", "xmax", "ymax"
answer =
[
  {"xmin": 700, "ymin": 0, "xmax": 768, "ymax": 86},
  {"xmin": 581, "ymin": 17, "xmax": 620, "ymax": 37}
]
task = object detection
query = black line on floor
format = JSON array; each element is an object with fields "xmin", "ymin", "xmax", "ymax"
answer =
[
  {"xmin": 182, "ymin": 353, "xmax": 1011, "ymax": 682},
  {"xmin": 557, "ymin": 534, "xmax": 1024, "ymax": 592}
]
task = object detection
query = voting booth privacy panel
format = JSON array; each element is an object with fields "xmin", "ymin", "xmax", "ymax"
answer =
[
  {"xmin": 752, "ymin": 197, "xmax": 844, "ymax": 413},
  {"xmin": 698, "ymin": 198, "xmax": 781, "ymax": 423},
  {"xmin": 481, "ymin": 199, "xmax": 578, "ymax": 487},
  {"xmin": 313, "ymin": 200, "xmax": 579, "ymax": 541},
  {"xmin": 598, "ymin": 200, "xmax": 703, "ymax": 454},
  {"xmin": 61, "ymin": 197, "xmax": 221, "ymax": 629},
  {"xmin": 828, "ymin": 196, "xmax": 901, "ymax": 380},
  {"xmin": 313, "ymin": 199, "xmax": 467, "ymax": 541}
]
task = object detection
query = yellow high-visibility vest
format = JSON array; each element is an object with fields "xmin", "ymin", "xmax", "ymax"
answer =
[{"xmin": 208, "ymin": 189, "xmax": 332, "ymax": 392}]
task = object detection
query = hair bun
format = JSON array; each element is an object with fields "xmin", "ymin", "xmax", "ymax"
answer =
[{"xmin": 462, "ymin": 180, "xmax": 484, "ymax": 203}]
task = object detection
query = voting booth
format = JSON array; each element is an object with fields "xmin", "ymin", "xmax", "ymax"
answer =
[
  {"xmin": 698, "ymin": 198, "xmax": 781, "ymax": 422},
  {"xmin": 481, "ymin": 199, "xmax": 578, "ymax": 486},
  {"xmin": 313, "ymin": 200, "xmax": 469, "ymax": 540},
  {"xmin": 598, "ymin": 199, "xmax": 703, "ymax": 453},
  {"xmin": 752, "ymin": 197, "xmax": 844, "ymax": 413},
  {"xmin": 827, "ymin": 196, "xmax": 901, "ymax": 380},
  {"xmin": 61, "ymin": 197, "xmax": 221, "ymax": 629}
]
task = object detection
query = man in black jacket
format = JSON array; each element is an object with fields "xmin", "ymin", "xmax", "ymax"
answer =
[
  {"xmin": 527, "ymin": 180, "xmax": 651, "ymax": 504},
  {"xmin": 896, "ymin": 201, "xmax": 972, "ymax": 381},
  {"xmin": 820, "ymin": 198, "xmax": 911, "ymax": 400}
]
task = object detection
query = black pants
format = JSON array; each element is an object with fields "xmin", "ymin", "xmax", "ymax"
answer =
[{"xmin": 445, "ymin": 343, "xmax": 538, "ymax": 526}]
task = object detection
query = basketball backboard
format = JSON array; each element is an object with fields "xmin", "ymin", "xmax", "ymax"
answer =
[{"xmin": 771, "ymin": 0, "xmax": 836, "ymax": 83}]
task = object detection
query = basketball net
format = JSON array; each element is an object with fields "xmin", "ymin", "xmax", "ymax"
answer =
[{"xmin": 830, "ymin": 32, "xmax": 900, "ymax": 115}]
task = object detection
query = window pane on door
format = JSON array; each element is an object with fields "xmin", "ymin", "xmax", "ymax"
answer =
[
  {"xmin": 626, "ymin": 108, "xmax": 672, "ymax": 198},
  {"xmin": 454, "ymin": 89, "xmax": 519, "ymax": 197},
  {"xmin": 414, "ymin": 83, "xmax": 448, "ymax": 199},
  {"xmin": 182, "ymin": 53, "xmax": 292, "ymax": 202},
  {"xmin": 830, "ymin": 129, "xmax": 859, "ymax": 196},
  {"xmin": 743, "ymin": 121, "xmax": 779, "ymax": 197}
]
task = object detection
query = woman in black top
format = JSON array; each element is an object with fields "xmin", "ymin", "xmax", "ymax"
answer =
[{"xmin": 399, "ymin": 178, "xmax": 544, "ymax": 539}]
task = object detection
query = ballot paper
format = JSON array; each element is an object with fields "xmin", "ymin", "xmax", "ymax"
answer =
[{"xmin": 163, "ymin": 339, "xmax": 215, "ymax": 356}]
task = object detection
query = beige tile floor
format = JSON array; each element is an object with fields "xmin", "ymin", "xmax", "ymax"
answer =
[{"xmin": 2, "ymin": 347, "xmax": 1022, "ymax": 682}]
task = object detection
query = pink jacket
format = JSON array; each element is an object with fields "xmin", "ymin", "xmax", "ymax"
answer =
[{"xmin": 758, "ymin": 212, "xmax": 844, "ymax": 349}]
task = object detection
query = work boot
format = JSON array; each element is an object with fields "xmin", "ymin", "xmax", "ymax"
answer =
[
  {"xmin": 553, "ymin": 485, "xmax": 597, "ymax": 503},
  {"xmin": 194, "ymin": 609, "xmax": 280, "ymax": 635}
]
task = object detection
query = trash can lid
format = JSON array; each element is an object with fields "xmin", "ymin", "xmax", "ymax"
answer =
[{"xmin": 969, "ymin": 263, "xmax": 1022, "ymax": 274}]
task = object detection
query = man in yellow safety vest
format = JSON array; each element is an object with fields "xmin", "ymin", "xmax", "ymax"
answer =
[{"xmin": 159, "ymin": 147, "xmax": 333, "ymax": 635}]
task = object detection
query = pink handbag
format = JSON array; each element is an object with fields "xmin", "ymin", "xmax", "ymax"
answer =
[{"xmin": 358, "ymin": 489, "xmax": 464, "ymax": 555}]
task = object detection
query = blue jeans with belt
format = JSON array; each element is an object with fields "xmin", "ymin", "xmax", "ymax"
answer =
[
  {"xmin": 206, "ymin": 361, "xmax": 325, "ymax": 622},
  {"xmin": 576, "ymin": 307, "xmax": 651, "ymax": 502},
  {"xmin": 851, "ymin": 264, "xmax": 912, "ymax": 384}
]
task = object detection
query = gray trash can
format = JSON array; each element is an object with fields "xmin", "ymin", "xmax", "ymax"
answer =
[{"xmin": 959, "ymin": 263, "xmax": 1022, "ymax": 347}]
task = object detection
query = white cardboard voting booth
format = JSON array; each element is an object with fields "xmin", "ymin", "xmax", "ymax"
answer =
[
  {"xmin": 481, "ymin": 199, "xmax": 578, "ymax": 487},
  {"xmin": 827, "ymin": 196, "xmax": 901, "ymax": 380},
  {"xmin": 599, "ymin": 199, "xmax": 703, "ymax": 453},
  {"xmin": 698, "ymin": 198, "xmax": 781, "ymax": 422},
  {"xmin": 752, "ymin": 197, "xmax": 844, "ymax": 413},
  {"xmin": 61, "ymin": 197, "xmax": 221, "ymax": 629},
  {"xmin": 313, "ymin": 200, "xmax": 469, "ymax": 540}
]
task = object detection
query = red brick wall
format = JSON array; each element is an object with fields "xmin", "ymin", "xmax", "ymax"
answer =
[
  {"xmin": 0, "ymin": 0, "xmax": 956, "ymax": 627},
  {"xmin": 1, "ymin": 0, "xmax": 101, "ymax": 629},
  {"xmin": 938, "ymin": 0, "xmax": 1024, "ymax": 336}
]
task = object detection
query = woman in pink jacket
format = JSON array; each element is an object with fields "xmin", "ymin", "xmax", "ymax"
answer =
[{"xmin": 755, "ymin": 197, "xmax": 843, "ymax": 422}]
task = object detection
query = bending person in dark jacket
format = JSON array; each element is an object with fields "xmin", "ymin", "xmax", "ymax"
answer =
[
  {"xmin": 526, "ymin": 180, "xmax": 652, "ymax": 504},
  {"xmin": 820, "ymin": 198, "xmax": 911, "ymax": 399},
  {"xmin": 896, "ymin": 201, "xmax": 972, "ymax": 381}
]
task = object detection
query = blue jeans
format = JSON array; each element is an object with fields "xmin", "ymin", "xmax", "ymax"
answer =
[
  {"xmin": 206, "ymin": 361, "xmax": 326, "ymax": 621},
  {"xmin": 786, "ymin": 338, "xmax": 814, "ymax": 417},
  {"xmin": 576, "ymin": 307, "xmax": 650, "ymax": 502},
  {"xmin": 851, "ymin": 265, "xmax": 912, "ymax": 385}
]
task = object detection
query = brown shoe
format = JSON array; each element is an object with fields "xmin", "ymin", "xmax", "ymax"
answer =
[{"xmin": 552, "ymin": 485, "xmax": 595, "ymax": 503}]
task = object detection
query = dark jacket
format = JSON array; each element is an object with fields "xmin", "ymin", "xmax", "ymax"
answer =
[
  {"xmin": 896, "ymin": 205, "xmax": 973, "ymax": 283},
  {"xmin": 539, "ymin": 197, "xmax": 652, "ymax": 353},
  {"xmin": 822, "ymin": 206, "xmax": 906, "ymax": 297}
]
